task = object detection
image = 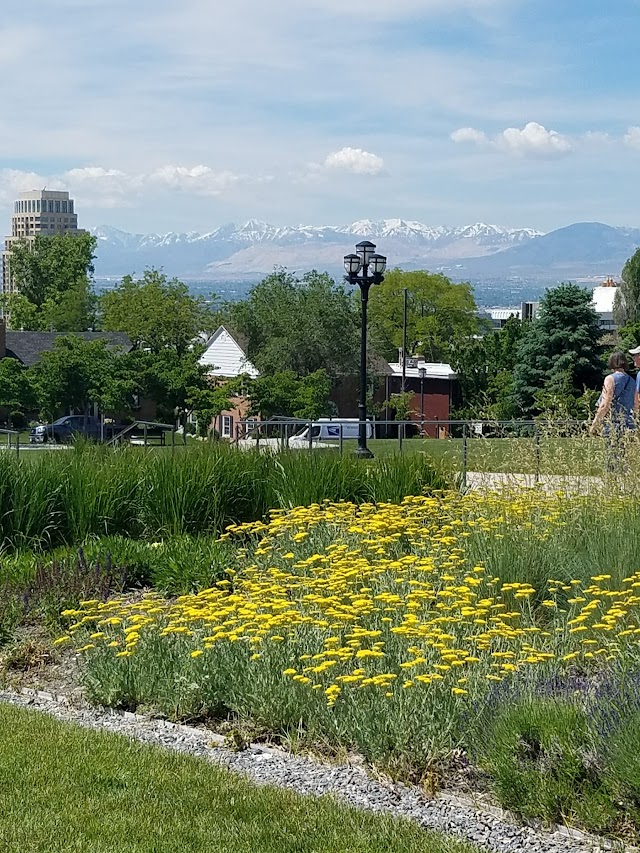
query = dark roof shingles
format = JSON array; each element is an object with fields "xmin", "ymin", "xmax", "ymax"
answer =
[{"xmin": 4, "ymin": 331, "xmax": 133, "ymax": 366}]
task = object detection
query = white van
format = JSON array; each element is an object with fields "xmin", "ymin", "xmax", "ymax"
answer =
[{"xmin": 290, "ymin": 418, "xmax": 374, "ymax": 444}]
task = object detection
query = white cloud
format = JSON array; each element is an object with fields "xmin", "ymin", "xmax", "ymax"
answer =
[
  {"xmin": 452, "ymin": 121, "xmax": 572, "ymax": 158},
  {"xmin": 499, "ymin": 122, "xmax": 572, "ymax": 157},
  {"xmin": 624, "ymin": 126, "xmax": 640, "ymax": 149},
  {"xmin": 0, "ymin": 164, "xmax": 246, "ymax": 210},
  {"xmin": 147, "ymin": 165, "xmax": 241, "ymax": 196},
  {"xmin": 450, "ymin": 127, "xmax": 489, "ymax": 145},
  {"xmin": 323, "ymin": 147, "xmax": 384, "ymax": 175}
]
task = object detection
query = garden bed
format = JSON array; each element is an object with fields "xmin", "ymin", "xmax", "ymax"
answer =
[{"xmin": 2, "ymin": 487, "xmax": 640, "ymax": 845}]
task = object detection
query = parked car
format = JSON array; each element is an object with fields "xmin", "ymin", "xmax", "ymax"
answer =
[{"xmin": 30, "ymin": 416, "xmax": 127, "ymax": 444}]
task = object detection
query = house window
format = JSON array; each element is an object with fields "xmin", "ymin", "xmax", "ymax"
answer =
[{"xmin": 221, "ymin": 415, "xmax": 233, "ymax": 438}]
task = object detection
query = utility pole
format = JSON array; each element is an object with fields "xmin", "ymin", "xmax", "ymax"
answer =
[{"xmin": 399, "ymin": 288, "xmax": 408, "ymax": 450}]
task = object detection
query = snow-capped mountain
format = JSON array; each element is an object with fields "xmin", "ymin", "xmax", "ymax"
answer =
[{"xmin": 90, "ymin": 219, "xmax": 545, "ymax": 279}]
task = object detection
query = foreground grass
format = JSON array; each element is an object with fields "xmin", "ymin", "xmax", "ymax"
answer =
[{"xmin": 0, "ymin": 704, "xmax": 473, "ymax": 853}]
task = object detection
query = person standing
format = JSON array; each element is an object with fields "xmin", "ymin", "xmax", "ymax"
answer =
[
  {"xmin": 590, "ymin": 351, "xmax": 636, "ymax": 470},
  {"xmin": 629, "ymin": 345, "xmax": 640, "ymax": 413}
]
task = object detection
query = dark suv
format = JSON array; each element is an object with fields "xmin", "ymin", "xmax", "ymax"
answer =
[{"xmin": 30, "ymin": 416, "xmax": 121, "ymax": 444}]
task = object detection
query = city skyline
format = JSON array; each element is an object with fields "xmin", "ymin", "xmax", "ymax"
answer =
[{"xmin": 2, "ymin": 1, "xmax": 640, "ymax": 234}]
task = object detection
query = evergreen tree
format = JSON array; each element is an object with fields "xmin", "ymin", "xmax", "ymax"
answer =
[{"xmin": 513, "ymin": 283, "xmax": 603, "ymax": 416}]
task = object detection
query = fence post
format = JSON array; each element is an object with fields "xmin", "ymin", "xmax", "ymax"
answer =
[
  {"xmin": 339, "ymin": 422, "xmax": 344, "ymax": 456},
  {"xmin": 143, "ymin": 423, "xmax": 148, "ymax": 448},
  {"xmin": 462, "ymin": 422, "xmax": 468, "ymax": 492},
  {"xmin": 534, "ymin": 425, "xmax": 541, "ymax": 484},
  {"xmin": 308, "ymin": 421, "xmax": 313, "ymax": 452},
  {"xmin": 16, "ymin": 432, "xmax": 19, "ymax": 460},
  {"xmin": 171, "ymin": 427, "xmax": 176, "ymax": 456}
]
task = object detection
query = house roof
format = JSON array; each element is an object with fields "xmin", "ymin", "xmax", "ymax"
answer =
[
  {"xmin": 388, "ymin": 360, "xmax": 457, "ymax": 380},
  {"xmin": 199, "ymin": 325, "xmax": 259, "ymax": 378},
  {"xmin": 4, "ymin": 331, "xmax": 133, "ymax": 366}
]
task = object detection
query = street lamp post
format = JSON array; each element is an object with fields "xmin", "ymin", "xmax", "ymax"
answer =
[
  {"xmin": 418, "ymin": 366, "xmax": 427, "ymax": 435},
  {"xmin": 344, "ymin": 240, "xmax": 387, "ymax": 459}
]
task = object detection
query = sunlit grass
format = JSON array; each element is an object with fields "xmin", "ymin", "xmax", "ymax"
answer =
[{"xmin": 0, "ymin": 703, "xmax": 476, "ymax": 853}]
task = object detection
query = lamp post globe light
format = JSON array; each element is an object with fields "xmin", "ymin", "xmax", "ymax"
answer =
[{"xmin": 344, "ymin": 240, "xmax": 387, "ymax": 458}]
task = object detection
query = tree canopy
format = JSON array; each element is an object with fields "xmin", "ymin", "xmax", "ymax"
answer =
[
  {"xmin": 367, "ymin": 269, "xmax": 481, "ymax": 363},
  {"xmin": 100, "ymin": 269, "xmax": 215, "ymax": 355},
  {"xmin": 452, "ymin": 317, "xmax": 523, "ymax": 419},
  {"xmin": 246, "ymin": 370, "xmax": 332, "ymax": 421},
  {"xmin": 512, "ymin": 283, "xmax": 604, "ymax": 416},
  {"xmin": 227, "ymin": 269, "xmax": 360, "ymax": 377},
  {"xmin": 614, "ymin": 249, "xmax": 640, "ymax": 327},
  {"xmin": 3, "ymin": 233, "xmax": 97, "ymax": 331},
  {"xmin": 0, "ymin": 359, "xmax": 37, "ymax": 426}
]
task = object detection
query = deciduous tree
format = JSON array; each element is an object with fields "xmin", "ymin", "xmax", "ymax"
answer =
[
  {"xmin": 100, "ymin": 269, "xmax": 215, "ymax": 355},
  {"xmin": 614, "ymin": 249, "xmax": 640, "ymax": 327},
  {"xmin": 227, "ymin": 270, "xmax": 359, "ymax": 377},
  {"xmin": 0, "ymin": 359, "xmax": 37, "ymax": 426},
  {"xmin": 452, "ymin": 317, "xmax": 523, "ymax": 419},
  {"xmin": 368, "ymin": 269, "xmax": 481, "ymax": 363},
  {"xmin": 246, "ymin": 370, "xmax": 332, "ymax": 420},
  {"xmin": 3, "ymin": 233, "xmax": 97, "ymax": 331}
]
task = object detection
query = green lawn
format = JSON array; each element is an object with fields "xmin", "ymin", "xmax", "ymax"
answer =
[
  {"xmin": 0, "ymin": 704, "xmax": 474, "ymax": 853},
  {"xmin": 360, "ymin": 436, "xmax": 610, "ymax": 475}
]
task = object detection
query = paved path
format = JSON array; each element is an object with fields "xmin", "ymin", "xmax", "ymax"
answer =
[{"xmin": 465, "ymin": 472, "xmax": 603, "ymax": 493}]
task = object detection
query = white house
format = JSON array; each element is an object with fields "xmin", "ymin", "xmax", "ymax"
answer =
[
  {"xmin": 198, "ymin": 325, "xmax": 259, "ymax": 439},
  {"xmin": 199, "ymin": 325, "xmax": 259, "ymax": 379}
]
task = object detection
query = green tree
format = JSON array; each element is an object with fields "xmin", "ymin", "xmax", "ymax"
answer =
[
  {"xmin": 614, "ymin": 249, "xmax": 640, "ymax": 327},
  {"xmin": 451, "ymin": 317, "xmax": 523, "ymax": 419},
  {"xmin": 3, "ymin": 233, "xmax": 97, "ymax": 331},
  {"xmin": 368, "ymin": 269, "xmax": 481, "ymax": 363},
  {"xmin": 246, "ymin": 370, "xmax": 332, "ymax": 420},
  {"xmin": 30, "ymin": 336, "xmax": 115, "ymax": 417},
  {"xmin": 513, "ymin": 284, "xmax": 604, "ymax": 417},
  {"xmin": 227, "ymin": 270, "xmax": 359, "ymax": 377},
  {"xmin": 100, "ymin": 269, "xmax": 214, "ymax": 355},
  {"xmin": 0, "ymin": 359, "xmax": 37, "ymax": 426}
]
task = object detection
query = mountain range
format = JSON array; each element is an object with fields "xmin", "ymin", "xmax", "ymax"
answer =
[{"xmin": 90, "ymin": 220, "xmax": 640, "ymax": 282}]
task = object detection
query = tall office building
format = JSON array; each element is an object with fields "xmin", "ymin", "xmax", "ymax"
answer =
[{"xmin": 2, "ymin": 190, "xmax": 84, "ymax": 296}]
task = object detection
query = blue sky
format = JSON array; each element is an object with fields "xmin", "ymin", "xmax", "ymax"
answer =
[{"xmin": 2, "ymin": 0, "xmax": 640, "ymax": 233}]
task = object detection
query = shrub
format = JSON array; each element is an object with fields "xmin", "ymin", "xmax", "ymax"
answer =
[{"xmin": 472, "ymin": 698, "xmax": 613, "ymax": 829}]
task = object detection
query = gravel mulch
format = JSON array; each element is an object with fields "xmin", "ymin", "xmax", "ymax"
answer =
[{"xmin": 0, "ymin": 686, "xmax": 631, "ymax": 853}]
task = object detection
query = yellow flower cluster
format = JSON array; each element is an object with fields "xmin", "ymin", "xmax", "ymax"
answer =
[{"xmin": 59, "ymin": 491, "xmax": 640, "ymax": 706}]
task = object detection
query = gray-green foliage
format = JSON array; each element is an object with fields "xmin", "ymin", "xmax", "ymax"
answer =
[{"xmin": 614, "ymin": 248, "xmax": 640, "ymax": 327}]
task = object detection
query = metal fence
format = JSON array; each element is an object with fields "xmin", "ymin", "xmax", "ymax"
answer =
[{"xmin": 233, "ymin": 417, "xmax": 600, "ymax": 488}]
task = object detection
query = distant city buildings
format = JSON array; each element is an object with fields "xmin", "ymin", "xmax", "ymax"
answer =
[
  {"xmin": 481, "ymin": 280, "xmax": 619, "ymax": 332},
  {"xmin": 2, "ymin": 190, "xmax": 84, "ymax": 296}
]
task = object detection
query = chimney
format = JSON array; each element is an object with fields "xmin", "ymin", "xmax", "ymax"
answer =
[{"xmin": 0, "ymin": 317, "xmax": 5, "ymax": 359}]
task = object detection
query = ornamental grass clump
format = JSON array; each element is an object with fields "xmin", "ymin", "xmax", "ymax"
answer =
[{"xmin": 0, "ymin": 445, "xmax": 448, "ymax": 551}]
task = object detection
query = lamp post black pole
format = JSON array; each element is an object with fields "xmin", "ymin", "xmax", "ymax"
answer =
[
  {"xmin": 357, "ymin": 274, "xmax": 372, "ymax": 458},
  {"xmin": 344, "ymin": 242, "xmax": 386, "ymax": 460}
]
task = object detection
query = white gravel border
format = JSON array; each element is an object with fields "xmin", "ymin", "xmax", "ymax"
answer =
[{"xmin": 0, "ymin": 687, "xmax": 633, "ymax": 853}]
